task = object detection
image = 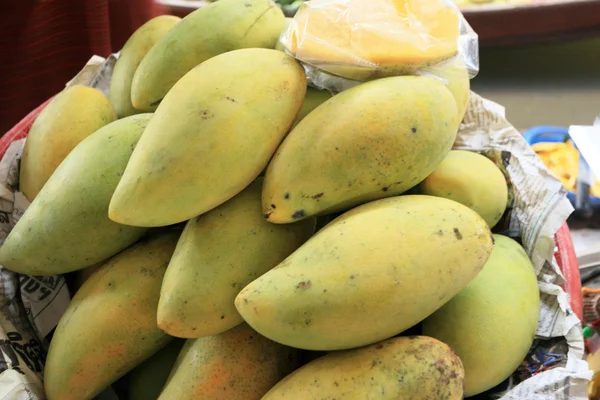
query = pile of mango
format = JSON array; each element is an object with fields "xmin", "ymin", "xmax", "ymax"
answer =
[{"xmin": 0, "ymin": 0, "xmax": 543, "ymax": 399}]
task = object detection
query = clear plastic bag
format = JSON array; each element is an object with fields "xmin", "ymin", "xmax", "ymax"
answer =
[{"xmin": 279, "ymin": 0, "xmax": 479, "ymax": 92}]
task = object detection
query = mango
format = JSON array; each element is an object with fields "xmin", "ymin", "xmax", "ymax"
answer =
[
  {"xmin": 127, "ymin": 339, "xmax": 185, "ymax": 400},
  {"xmin": 158, "ymin": 323, "xmax": 300, "ymax": 400},
  {"xmin": 236, "ymin": 195, "xmax": 493, "ymax": 351},
  {"xmin": 109, "ymin": 49, "xmax": 306, "ymax": 227},
  {"xmin": 0, "ymin": 115, "xmax": 151, "ymax": 276},
  {"xmin": 109, "ymin": 15, "xmax": 181, "ymax": 118},
  {"xmin": 44, "ymin": 231, "xmax": 180, "ymax": 400},
  {"xmin": 157, "ymin": 177, "xmax": 316, "ymax": 338},
  {"xmin": 428, "ymin": 57, "xmax": 471, "ymax": 128},
  {"xmin": 262, "ymin": 336, "xmax": 464, "ymax": 400},
  {"xmin": 19, "ymin": 84, "xmax": 116, "ymax": 201},
  {"xmin": 422, "ymin": 234, "xmax": 540, "ymax": 397},
  {"xmin": 131, "ymin": 0, "xmax": 286, "ymax": 111},
  {"xmin": 417, "ymin": 150, "xmax": 508, "ymax": 228},
  {"xmin": 284, "ymin": 0, "xmax": 460, "ymax": 80},
  {"xmin": 262, "ymin": 75, "xmax": 457, "ymax": 224},
  {"xmin": 293, "ymin": 87, "xmax": 333, "ymax": 127}
]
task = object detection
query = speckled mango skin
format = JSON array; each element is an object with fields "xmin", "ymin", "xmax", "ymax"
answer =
[
  {"xmin": 262, "ymin": 75, "xmax": 458, "ymax": 224},
  {"xmin": 109, "ymin": 15, "xmax": 181, "ymax": 118},
  {"xmin": 236, "ymin": 195, "xmax": 493, "ymax": 351},
  {"xmin": 20, "ymin": 84, "xmax": 116, "ymax": 201},
  {"xmin": 262, "ymin": 336, "xmax": 464, "ymax": 400},
  {"xmin": 131, "ymin": 0, "xmax": 286, "ymax": 111},
  {"xmin": 157, "ymin": 177, "xmax": 316, "ymax": 338},
  {"xmin": 422, "ymin": 234, "xmax": 540, "ymax": 397},
  {"xmin": 158, "ymin": 323, "xmax": 300, "ymax": 400},
  {"xmin": 44, "ymin": 232, "xmax": 180, "ymax": 400},
  {"xmin": 0, "ymin": 115, "xmax": 151, "ymax": 276},
  {"xmin": 109, "ymin": 48, "xmax": 307, "ymax": 227}
]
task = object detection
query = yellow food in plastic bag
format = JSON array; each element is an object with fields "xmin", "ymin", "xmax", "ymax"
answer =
[
  {"xmin": 282, "ymin": 0, "xmax": 461, "ymax": 79},
  {"xmin": 531, "ymin": 140, "xmax": 600, "ymax": 197}
]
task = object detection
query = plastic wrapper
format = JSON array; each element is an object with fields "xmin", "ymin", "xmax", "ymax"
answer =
[{"xmin": 279, "ymin": 0, "xmax": 479, "ymax": 92}]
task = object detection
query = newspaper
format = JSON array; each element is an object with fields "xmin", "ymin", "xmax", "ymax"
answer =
[{"xmin": 0, "ymin": 55, "xmax": 591, "ymax": 399}]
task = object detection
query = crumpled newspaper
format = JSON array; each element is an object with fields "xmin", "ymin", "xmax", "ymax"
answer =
[{"xmin": 0, "ymin": 54, "xmax": 591, "ymax": 399}]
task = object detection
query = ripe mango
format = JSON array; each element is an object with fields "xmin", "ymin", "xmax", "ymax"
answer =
[
  {"xmin": 428, "ymin": 57, "xmax": 471, "ymax": 128},
  {"xmin": 126, "ymin": 339, "xmax": 185, "ymax": 400},
  {"xmin": 131, "ymin": 0, "xmax": 286, "ymax": 111},
  {"xmin": 157, "ymin": 177, "xmax": 316, "ymax": 338},
  {"xmin": 157, "ymin": 323, "xmax": 300, "ymax": 400},
  {"xmin": 422, "ymin": 234, "xmax": 540, "ymax": 397},
  {"xmin": 262, "ymin": 75, "xmax": 458, "ymax": 224},
  {"xmin": 0, "ymin": 115, "xmax": 151, "ymax": 276},
  {"xmin": 262, "ymin": 336, "xmax": 464, "ymax": 400},
  {"xmin": 109, "ymin": 49, "xmax": 306, "ymax": 227},
  {"xmin": 236, "ymin": 195, "xmax": 493, "ymax": 351},
  {"xmin": 109, "ymin": 15, "xmax": 181, "ymax": 118},
  {"xmin": 20, "ymin": 84, "xmax": 116, "ymax": 201},
  {"xmin": 44, "ymin": 231, "xmax": 180, "ymax": 400},
  {"xmin": 417, "ymin": 150, "xmax": 508, "ymax": 228},
  {"xmin": 293, "ymin": 87, "xmax": 333, "ymax": 127}
]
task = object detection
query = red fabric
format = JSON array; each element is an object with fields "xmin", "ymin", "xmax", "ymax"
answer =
[{"xmin": 0, "ymin": 0, "xmax": 165, "ymax": 135}]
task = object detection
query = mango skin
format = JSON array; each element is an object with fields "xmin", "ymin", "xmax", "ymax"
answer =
[
  {"xmin": 109, "ymin": 48, "xmax": 306, "ymax": 227},
  {"xmin": 262, "ymin": 75, "xmax": 458, "ymax": 224},
  {"xmin": 131, "ymin": 0, "xmax": 286, "ymax": 111},
  {"xmin": 422, "ymin": 234, "xmax": 540, "ymax": 397},
  {"xmin": 44, "ymin": 232, "xmax": 180, "ymax": 400},
  {"xmin": 428, "ymin": 57, "xmax": 471, "ymax": 128},
  {"xmin": 157, "ymin": 177, "xmax": 316, "ymax": 338},
  {"xmin": 417, "ymin": 150, "xmax": 508, "ymax": 228},
  {"xmin": 262, "ymin": 336, "xmax": 464, "ymax": 400},
  {"xmin": 20, "ymin": 84, "xmax": 116, "ymax": 201},
  {"xmin": 0, "ymin": 115, "xmax": 151, "ymax": 276},
  {"xmin": 126, "ymin": 339, "xmax": 185, "ymax": 400},
  {"xmin": 109, "ymin": 15, "xmax": 181, "ymax": 118},
  {"xmin": 292, "ymin": 87, "xmax": 333, "ymax": 127},
  {"xmin": 236, "ymin": 195, "xmax": 493, "ymax": 351},
  {"xmin": 158, "ymin": 323, "xmax": 300, "ymax": 400}
]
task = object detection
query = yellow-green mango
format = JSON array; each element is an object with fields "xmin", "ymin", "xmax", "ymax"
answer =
[
  {"xmin": 262, "ymin": 336, "xmax": 464, "ymax": 400},
  {"xmin": 417, "ymin": 150, "xmax": 508, "ymax": 228},
  {"xmin": 158, "ymin": 323, "xmax": 300, "ymax": 400},
  {"xmin": 274, "ymin": 17, "xmax": 293, "ymax": 52},
  {"xmin": 235, "ymin": 195, "xmax": 493, "ymax": 351},
  {"xmin": 127, "ymin": 339, "xmax": 185, "ymax": 400},
  {"xmin": 262, "ymin": 75, "xmax": 458, "ymax": 224},
  {"xmin": 427, "ymin": 57, "xmax": 471, "ymax": 128},
  {"xmin": 20, "ymin": 84, "xmax": 116, "ymax": 201},
  {"xmin": 109, "ymin": 49, "xmax": 306, "ymax": 227},
  {"xmin": 292, "ymin": 87, "xmax": 333, "ymax": 127},
  {"xmin": 44, "ymin": 232, "xmax": 180, "ymax": 400},
  {"xmin": 131, "ymin": 0, "xmax": 286, "ymax": 111},
  {"xmin": 109, "ymin": 15, "xmax": 181, "ymax": 118},
  {"xmin": 157, "ymin": 177, "xmax": 316, "ymax": 338},
  {"xmin": 422, "ymin": 234, "xmax": 540, "ymax": 397},
  {"xmin": 0, "ymin": 115, "xmax": 151, "ymax": 276}
]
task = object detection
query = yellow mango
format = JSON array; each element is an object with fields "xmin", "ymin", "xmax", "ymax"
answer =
[
  {"xmin": 131, "ymin": 0, "xmax": 286, "ymax": 111},
  {"xmin": 157, "ymin": 177, "xmax": 316, "ymax": 338},
  {"xmin": 44, "ymin": 231, "xmax": 180, "ymax": 400},
  {"xmin": 292, "ymin": 87, "xmax": 333, "ymax": 127},
  {"xmin": 422, "ymin": 234, "xmax": 540, "ymax": 397},
  {"xmin": 235, "ymin": 195, "xmax": 493, "ymax": 351},
  {"xmin": 109, "ymin": 15, "xmax": 181, "ymax": 118},
  {"xmin": 109, "ymin": 49, "xmax": 306, "ymax": 227},
  {"xmin": 428, "ymin": 57, "xmax": 471, "ymax": 128},
  {"xmin": 158, "ymin": 323, "xmax": 300, "ymax": 400},
  {"xmin": 262, "ymin": 336, "xmax": 464, "ymax": 400},
  {"xmin": 20, "ymin": 84, "xmax": 116, "ymax": 200},
  {"xmin": 417, "ymin": 150, "xmax": 508, "ymax": 228},
  {"xmin": 0, "ymin": 115, "xmax": 151, "ymax": 276},
  {"xmin": 262, "ymin": 75, "xmax": 457, "ymax": 224},
  {"xmin": 285, "ymin": 0, "xmax": 460, "ymax": 80}
]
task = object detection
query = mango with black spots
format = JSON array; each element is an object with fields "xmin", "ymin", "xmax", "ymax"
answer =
[
  {"xmin": 262, "ymin": 335, "xmax": 464, "ymax": 400},
  {"xmin": 235, "ymin": 195, "xmax": 493, "ymax": 351},
  {"xmin": 157, "ymin": 323, "xmax": 300, "ymax": 400},
  {"xmin": 44, "ymin": 231, "xmax": 180, "ymax": 400},
  {"xmin": 422, "ymin": 234, "xmax": 540, "ymax": 397},
  {"xmin": 262, "ymin": 75, "xmax": 457, "ymax": 224},
  {"xmin": 131, "ymin": 0, "xmax": 286, "ymax": 111},
  {"xmin": 109, "ymin": 48, "xmax": 306, "ymax": 227}
]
